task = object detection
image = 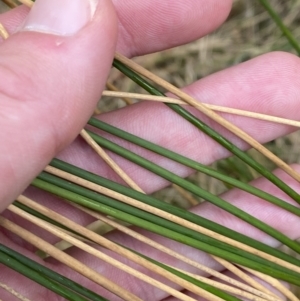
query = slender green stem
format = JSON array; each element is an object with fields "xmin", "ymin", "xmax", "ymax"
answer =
[
  {"xmin": 51, "ymin": 158, "xmax": 300, "ymax": 267},
  {"xmin": 0, "ymin": 244, "xmax": 108, "ymax": 301},
  {"xmin": 258, "ymin": 0, "xmax": 300, "ymax": 55},
  {"xmin": 85, "ymin": 130, "xmax": 300, "ymax": 254},
  {"xmin": 32, "ymin": 176, "xmax": 300, "ymax": 285},
  {"xmin": 0, "ymin": 245, "xmax": 103, "ymax": 301},
  {"xmin": 88, "ymin": 118, "xmax": 300, "ymax": 218},
  {"xmin": 112, "ymin": 59, "xmax": 300, "ymax": 204}
]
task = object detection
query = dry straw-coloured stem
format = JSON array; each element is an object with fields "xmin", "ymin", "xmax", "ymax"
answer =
[
  {"xmin": 239, "ymin": 265, "xmax": 300, "ymax": 301},
  {"xmin": 114, "ymin": 52, "xmax": 300, "ymax": 183},
  {"xmin": 73, "ymin": 203, "xmax": 281, "ymax": 301},
  {"xmin": 10, "ymin": 204, "xmax": 199, "ymax": 301},
  {"xmin": 94, "ymin": 107, "xmax": 102, "ymax": 115},
  {"xmin": 0, "ymin": 23, "xmax": 9, "ymax": 39},
  {"xmin": 44, "ymin": 165, "xmax": 300, "ymax": 275},
  {"xmin": 0, "ymin": 282, "xmax": 32, "ymax": 301},
  {"xmin": 14, "ymin": 196, "xmax": 224, "ymax": 301},
  {"xmin": 17, "ymin": 0, "xmax": 33, "ymax": 7},
  {"xmin": 106, "ymin": 81, "xmax": 133, "ymax": 105},
  {"xmin": 168, "ymin": 266, "xmax": 281, "ymax": 301},
  {"xmin": 0, "ymin": 216, "xmax": 140, "ymax": 301},
  {"xmin": 212, "ymin": 256, "xmax": 279, "ymax": 298},
  {"xmin": 39, "ymin": 219, "xmax": 114, "ymax": 259},
  {"xmin": 102, "ymin": 90, "xmax": 300, "ymax": 128},
  {"xmin": 80, "ymin": 129, "xmax": 144, "ymax": 193}
]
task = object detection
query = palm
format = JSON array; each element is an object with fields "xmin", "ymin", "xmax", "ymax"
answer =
[{"xmin": 1, "ymin": 1, "xmax": 300, "ymax": 300}]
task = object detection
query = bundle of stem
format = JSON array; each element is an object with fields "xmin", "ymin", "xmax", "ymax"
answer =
[{"xmin": 1, "ymin": 0, "xmax": 300, "ymax": 300}]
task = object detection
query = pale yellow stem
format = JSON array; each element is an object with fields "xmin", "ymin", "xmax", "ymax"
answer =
[
  {"xmin": 0, "ymin": 23, "xmax": 9, "ymax": 39},
  {"xmin": 106, "ymin": 81, "xmax": 133, "ymax": 105},
  {"xmin": 80, "ymin": 129, "xmax": 144, "ymax": 192},
  {"xmin": 0, "ymin": 282, "xmax": 32, "ymax": 301},
  {"xmin": 212, "ymin": 256, "xmax": 279, "ymax": 298},
  {"xmin": 167, "ymin": 266, "xmax": 281, "ymax": 301},
  {"xmin": 102, "ymin": 90, "xmax": 300, "ymax": 128},
  {"xmin": 17, "ymin": 0, "xmax": 33, "ymax": 7},
  {"xmin": 239, "ymin": 265, "xmax": 300, "ymax": 301}
]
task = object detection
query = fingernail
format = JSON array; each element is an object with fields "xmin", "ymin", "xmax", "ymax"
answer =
[{"xmin": 21, "ymin": 0, "xmax": 98, "ymax": 36}]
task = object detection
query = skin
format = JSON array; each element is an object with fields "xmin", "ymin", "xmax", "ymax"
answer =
[{"xmin": 1, "ymin": 0, "xmax": 300, "ymax": 300}]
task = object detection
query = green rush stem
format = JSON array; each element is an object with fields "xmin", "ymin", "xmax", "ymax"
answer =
[
  {"xmin": 51, "ymin": 158, "xmax": 300, "ymax": 267},
  {"xmin": 88, "ymin": 118, "xmax": 300, "ymax": 218},
  {"xmin": 32, "ymin": 176, "xmax": 300, "ymax": 285},
  {"xmin": 85, "ymin": 130, "xmax": 300, "ymax": 254},
  {"xmin": 258, "ymin": 0, "xmax": 300, "ymax": 55},
  {"xmin": 0, "ymin": 244, "xmax": 108, "ymax": 301},
  {"xmin": 0, "ymin": 247, "xmax": 97, "ymax": 301},
  {"xmin": 112, "ymin": 59, "xmax": 300, "ymax": 204}
]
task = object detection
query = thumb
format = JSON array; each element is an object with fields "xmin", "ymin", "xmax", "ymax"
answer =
[{"xmin": 0, "ymin": 0, "xmax": 117, "ymax": 211}]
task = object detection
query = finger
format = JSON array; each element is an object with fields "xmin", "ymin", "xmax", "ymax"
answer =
[
  {"xmin": 57, "ymin": 51, "xmax": 300, "ymax": 194},
  {"xmin": 3, "ymin": 164, "xmax": 300, "ymax": 301},
  {"xmin": 113, "ymin": 0, "xmax": 233, "ymax": 56},
  {"xmin": 0, "ymin": 1, "xmax": 233, "ymax": 57},
  {"xmin": 0, "ymin": 0, "xmax": 117, "ymax": 211}
]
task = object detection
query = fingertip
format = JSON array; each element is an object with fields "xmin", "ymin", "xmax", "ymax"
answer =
[{"xmin": 116, "ymin": 0, "xmax": 233, "ymax": 56}]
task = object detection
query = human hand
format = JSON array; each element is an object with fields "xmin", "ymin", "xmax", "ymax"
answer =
[{"xmin": 1, "ymin": 0, "xmax": 300, "ymax": 300}]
